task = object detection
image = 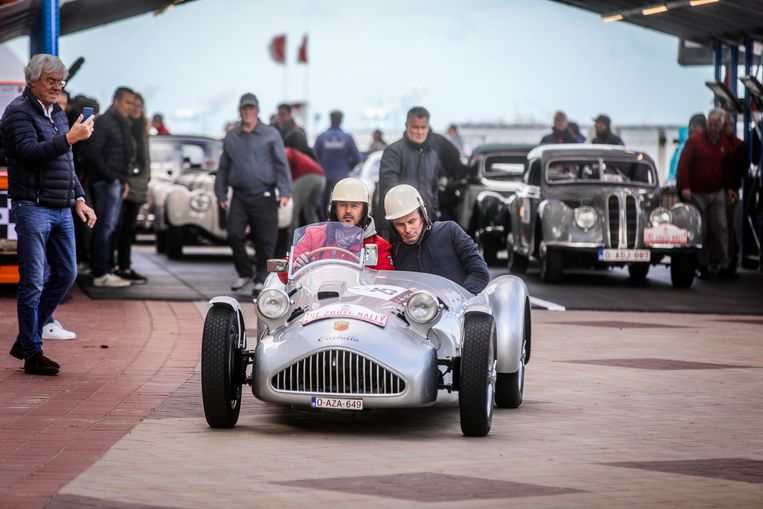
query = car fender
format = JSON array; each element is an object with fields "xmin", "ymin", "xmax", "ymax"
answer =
[
  {"xmin": 473, "ymin": 191, "xmax": 508, "ymax": 233},
  {"xmin": 538, "ymin": 198, "xmax": 573, "ymax": 243},
  {"xmin": 166, "ymin": 185, "xmax": 225, "ymax": 237},
  {"xmin": 207, "ymin": 296, "xmax": 247, "ymax": 350},
  {"xmin": 482, "ymin": 275, "xmax": 530, "ymax": 373},
  {"xmin": 669, "ymin": 202, "xmax": 703, "ymax": 247}
]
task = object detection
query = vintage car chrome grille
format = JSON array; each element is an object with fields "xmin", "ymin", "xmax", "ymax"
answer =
[
  {"xmin": 607, "ymin": 195, "xmax": 639, "ymax": 248},
  {"xmin": 271, "ymin": 349, "xmax": 406, "ymax": 395}
]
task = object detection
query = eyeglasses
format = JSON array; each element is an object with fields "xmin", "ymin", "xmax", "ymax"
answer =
[{"xmin": 41, "ymin": 78, "xmax": 66, "ymax": 88}]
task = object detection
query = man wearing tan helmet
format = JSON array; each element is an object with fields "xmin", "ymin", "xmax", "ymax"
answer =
[
  {"xmin": 384, "ymin": 184, "xmax": 488, "ymax": 294},
  {"xmin": 292, "ymin": 177, "xmax": 393, "ymax": 270}
]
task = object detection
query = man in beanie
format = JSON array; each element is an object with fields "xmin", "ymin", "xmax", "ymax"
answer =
[{"xmin": 591, "ymin": 114, "xmax": 625, "ymax": 145}]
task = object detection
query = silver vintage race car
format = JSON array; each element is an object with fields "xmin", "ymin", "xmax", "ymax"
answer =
[{"xmin": 201, "ymin": 222, "xmax": 531, "ymax": 437}]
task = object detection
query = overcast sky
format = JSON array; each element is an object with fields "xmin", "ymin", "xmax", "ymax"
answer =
[{"xmin": 4, "ymin": 0, "xmax": 716, "ymax": 136}]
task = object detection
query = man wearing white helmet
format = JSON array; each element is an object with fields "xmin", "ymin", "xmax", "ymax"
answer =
[
  {"xmin": 292, "ymin": 178, "xmax": 393, "ymax": 270},
  {"xmin": 384, "ymin": 184, "xmax": 489, "ymax": 294}
]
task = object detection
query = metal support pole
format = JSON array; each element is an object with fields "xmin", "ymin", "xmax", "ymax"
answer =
[
  {"xmin": 741, "ymin": 37, "xmax": 755, "ymax": 268},
  {"xmin": 713, "ymin": 41, "xmax": 724, "ymax": 107},
  {"xmin": 729, "ymin": 45, "xmax": 739, "ymax": 133},
  {"xmin": 29, "ymin": 0, "xmax": 59, "ymax": 57}
]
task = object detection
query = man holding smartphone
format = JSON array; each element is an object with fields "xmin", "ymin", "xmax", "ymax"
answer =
[{"xmin": 1, "ymin": 54, "xmax": 97, "ymax": 375}]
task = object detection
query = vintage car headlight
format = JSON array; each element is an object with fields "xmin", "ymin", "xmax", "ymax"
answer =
[
  {"xmin": 190, "ymin": 193, "xmax": 212, "ymax": 212},
  {"xmin": 574, "ymin": 206, "xmax": 598, "ymax": 231},
  {"xmin": 256, "ymin": 289, "xmax": 290, "ymax": 319},
  {"xmin": 405, "ymin": 291, "xmax": 439, "ymax": 324},
  {"xmin": 649, "ymin": 207, "xmax": 672, "ymax": 227}
]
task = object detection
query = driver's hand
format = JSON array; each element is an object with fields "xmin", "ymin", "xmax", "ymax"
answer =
[{"xmin": 294, "ymin": 253, "xmax": 309, "ymax": 268}]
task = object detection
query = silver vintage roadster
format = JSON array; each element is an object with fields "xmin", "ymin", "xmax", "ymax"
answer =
[{"xmin": 201, "ymin": 222, "xmax": 531, "ymax": 437}]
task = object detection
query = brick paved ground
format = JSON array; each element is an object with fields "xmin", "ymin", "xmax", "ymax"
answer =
[
  {"xmin": 0, "ymin": 288, "xmax": 203, "ymax": 509},
  {"xmin": 2, "ymin": 288, "xmax": 762, "ymax": 508}
]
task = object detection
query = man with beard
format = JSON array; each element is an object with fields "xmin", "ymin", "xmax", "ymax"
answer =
[
  {"xmin": 292, "ymin": 178, "xmax": 393, "ymax": 271},
  {"xmin": 378, "ymin": 107, "xmax": 442, "ymax": 231}
]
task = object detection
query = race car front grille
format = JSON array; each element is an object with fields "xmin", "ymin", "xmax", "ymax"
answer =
[
  {"xmin": 625, "ymin": 195, "xmax": 637, "ymax": 248},
  {"xmin": 271, "ymin": 349, "xmax": 406, "ymax": 395},
  {"xmin": 608, "ymin": 196, "xmax": 619, "ymax": 248}
]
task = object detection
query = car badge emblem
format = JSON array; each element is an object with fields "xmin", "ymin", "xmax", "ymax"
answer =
[{"xmin": 333, "ymin": 321, "xmax": 349, "ymax": 331}]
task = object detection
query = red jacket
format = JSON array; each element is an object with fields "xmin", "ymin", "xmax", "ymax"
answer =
[
  {"xmin": 286, "ymin": 147, "xmax": 325, "ymax": 181},
  {"xmin": 677, "ymin": 132, "xmax": 732, "ymax": 193},
  {"xmin": 293, "ymin": 223, "xmax": 393, "ymax": 270}
]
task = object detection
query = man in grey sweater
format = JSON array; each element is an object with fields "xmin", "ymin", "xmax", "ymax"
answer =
[{"xmin": 215, "ymin": 93, "xmax": 292, "ymax": 293}]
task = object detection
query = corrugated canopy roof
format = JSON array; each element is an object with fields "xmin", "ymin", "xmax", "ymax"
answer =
[
  {"xmin": 552, "ymin": 0, "xmax": 763, "ymax": 46},
  {"xmin": 0, "ymin": 0, "xmax": 198, "ymax": 46}
]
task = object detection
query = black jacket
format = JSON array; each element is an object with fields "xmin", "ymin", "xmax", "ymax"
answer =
[
  {"xmin": 392, "ymin": 221, "xmax": 489, "ymax": 294},
  {"xmin": 84, "ymin": 106, "xmax": 134, "ymax": 184},
  {"xmin": 378, "ymin": 132, "xmax": 442, "ymax": 218},
  {"xmin": 592, "ymin": 131, "xmax": 625, "ymax": 145},
  {"xmin": 540, "ymin": 128, "xmax": 579, "ymax": 145},
  {"xmin": 0, "ymin": 86, "xmax": 85, "ymax": 208}
]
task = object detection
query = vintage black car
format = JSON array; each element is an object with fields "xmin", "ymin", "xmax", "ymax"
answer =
[
  {"xmin": 457, "ymin": 144, "xmax": 535, "ymax": 265},
  {"xmin": 503, "ymin": 145, "xmax": 702, "ymax": 288}
]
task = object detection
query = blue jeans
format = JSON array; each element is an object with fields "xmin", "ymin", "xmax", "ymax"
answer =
[
  {"xmin": 11, "ymin": 201, "xmax": 77, "ymax": 358},
  {"xmin": 89, "ymin": 181, "xmax": 123, "ymax": 277}
]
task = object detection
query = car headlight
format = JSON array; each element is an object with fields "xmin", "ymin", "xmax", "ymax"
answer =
[
  {"xmin": 405, "ymin": 291, "xmax": 440, "ymax": 324},
  {"xmin": 256, "ymin": 289, "xmax": 290, "ymax": 319},
  {"xmin": 649, "ymin": 207, "xmax": 671, "ymax": 227},
  {"xmin": 190, "ymin": 193, "xmax": 212, "ymax": 212},
  {"xmin": 574, "ymin": 206, "xmax": 598, "ymax": 231}
]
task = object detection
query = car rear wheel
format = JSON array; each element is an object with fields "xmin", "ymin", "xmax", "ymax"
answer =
[
  {"xmin": 459, "ymin": 314, "xmax": 496, "ymax": 437},
  {"xmin": 670, "ymin": 253, "xmax": 696, "ymax": 289},
  {"xmin": 540, "ymin": 246, "xmax": 563, "ymax": 283},
  {"xmin": 166, "ymin": 225, "xmax": 184, "ymax": 260},
  {"xmin": 201, "ymin": 306, "xmax": 244, "ymax": 428},
  {"xmin": 628, "ymin": 262, "xmax": 650, "ymax": 283},
  {"xmin": 155, "ymin": 230, "xmax": 167, "ymax": 254}
]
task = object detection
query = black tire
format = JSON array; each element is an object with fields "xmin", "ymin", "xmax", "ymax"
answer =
[
  {"xmin": 628, "ymin": 262, "xmax": 650, "ymax": 283},
  {"xmin": 478, "ymin": 236, "xmax": 499, "ymax": 266},
  {"xmin": 459, "ymin": 314, "xmax": 496, "ymax": 437},
  {"xmin": 507, "ymin": 247, "xmax": 528, "ymax": 274},
  {"xmin": 155, "ymin": 230, "xmax": 167, "ymax": 254},
  {"xmin": 540, "ymin": 247, "xmax": 563, "ymax": 283},
  {"xmin": 670, "ymin": 253, "xmax": 696, "ymax": 289},
  {"xmin": 495, "ymin": 301, "xmax": 529, "ymax": 408},
  {"xmin": 166, "ymin": 225, "xmax": 184, "ymax": 260},
  {"xmin": 201, "ymin": 306, "xmax": 244, "ymax": 428}
]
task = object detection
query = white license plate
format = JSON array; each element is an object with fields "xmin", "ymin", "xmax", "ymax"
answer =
[
  {"xmin": 310, "ymin": 396, "xmax": 363, "ymax": 410},
  {"xmin": 598, "ymin": 249, "xmax": 651, "ymax": 262}
]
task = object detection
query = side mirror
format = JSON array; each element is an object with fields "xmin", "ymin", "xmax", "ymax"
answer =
[
  {"xmin": 364, "ymin": 244, "xmax": 378, "ymax": 266},
  {"xmin": 267, "ymin": 259, "xmax": 288, "ymax": 273}
]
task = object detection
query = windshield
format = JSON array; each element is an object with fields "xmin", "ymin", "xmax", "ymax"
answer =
[
  {"xmin": 545, "ymin": 158, "xmax": 655, "ymax": 186},
  {"xmin": 288, "ymin": 222, "xmax": 365, "ymax": 277},
  {"xmin": 483, "ymin": 154, "xmax": 526, "ymax": 180}
]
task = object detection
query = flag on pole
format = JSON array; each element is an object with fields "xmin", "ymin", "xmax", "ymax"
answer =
[
  {"xmin": 269, "ymin": 34, "xmax": 287, "ymax": 64},
  {"xmin": 297, "ymin": 34, "xmax": 308, "ymax": 64}
]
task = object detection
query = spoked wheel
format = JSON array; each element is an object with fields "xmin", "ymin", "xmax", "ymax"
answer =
[
  {"xmin": 459, "ymin": 314, "xmax": 496, "ymax": 437},
  {"xmin": 496, "ymin": 301, "xmax": 530, "ymax": 408},
  {"xmin": 201, "ymin": 306, "xmax": 244, "ymax": 428}
]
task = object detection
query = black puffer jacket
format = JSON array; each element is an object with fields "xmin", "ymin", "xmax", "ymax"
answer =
[
  {"xmin": 0, "ymin": 87, "xmax": 85, "ymax": 208},
  {"xmin": 84, "ymin": 106, "xmax": 134, "ymax": 184},
  {"xmin": 392, "ymin": 220, "xmax": 489, "ymax": 294},
  {"xmin": 378, "ymin": 132, "xmax": 442, "ymax": 218}
]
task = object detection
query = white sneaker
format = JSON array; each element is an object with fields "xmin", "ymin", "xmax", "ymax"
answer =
[
  {"xmin": 93, "ymin": 273, "xmax": 131, "ymax": 287},
  {"xmin": 42, "ymin": 319, "xmax": 77, "ymax": 340},
  {"xmin": 231, "ymin": 276, "xmax": 253, "ymax": 291}
]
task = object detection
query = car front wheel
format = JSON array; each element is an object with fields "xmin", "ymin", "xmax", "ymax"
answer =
[
  {"xmin": 506, "ymin": 246, "xmax": 528, "ymax": 274},
  {"xmin": 166, "ymin": 225, "xmax": 184, "ymax": 259},
  {"xmin": 670, "ymin": 253, "xmax": 696, "ymax": 289},
  {"xmin": 201, "ymin": 306, "xmax": 244, "ymax": 428},
  {"xmin": 459, "ymin": 314, "xmax": 496, "ymax": 437},
  {"xmin": 540, "ymin": 246, "xmax": 563, "ymax": 283}
]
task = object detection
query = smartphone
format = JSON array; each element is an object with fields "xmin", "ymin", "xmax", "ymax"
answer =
[{"xmin": 82, "ymin": 107, "xmax": 94, "ymax": 121}]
